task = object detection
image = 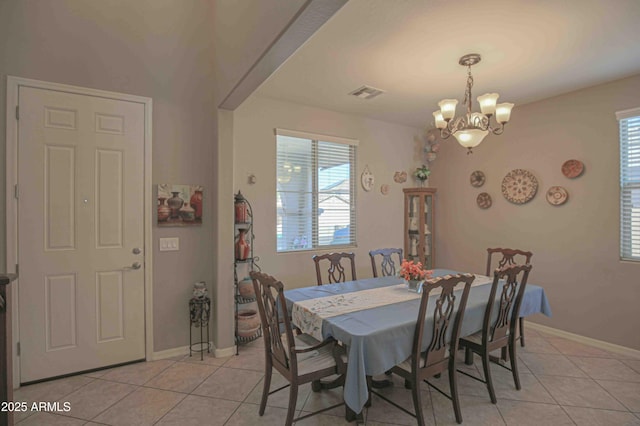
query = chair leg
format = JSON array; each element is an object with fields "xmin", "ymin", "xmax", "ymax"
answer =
[
  {"xmin": 259, "ymin": 364, "xmax": 272, "ymax": 415},
  {"xmin": 411, "ymin": 377, "xmax": 426, "ymax": 426},
  {"xmin": 464, "ymin": 347, "xmax": 474, "ymax": 365},
  {"xmin": 509, "ymin": 341, "xmax": 521, "ymax": 390},
  {"xmin": 519, "ymin": 317, "xmax": 525, "ymax": 347},
  {"xmin": 285, "ymin": 383, "xmax": 298, "ymax": 426},
  {"xmin": 449, "ymin": 366, "xmax": 463, "ymax": 424},
  {"xmin": 481, "ymin": 350, "xmax": 497, "ymax": 404}
]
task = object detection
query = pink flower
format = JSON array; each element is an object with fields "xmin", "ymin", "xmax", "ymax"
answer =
[{"xmin": 400, "ymin": 259, "xmax": 433, "ymax": 281}]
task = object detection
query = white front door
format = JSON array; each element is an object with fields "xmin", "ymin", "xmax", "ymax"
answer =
[{"xmin": 18, "ymin": 86, "xmax": 146, "ymax": 383}]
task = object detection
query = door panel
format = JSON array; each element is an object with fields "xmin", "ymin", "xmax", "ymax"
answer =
[{"xmin": 18, "ymin": 86, "xmax": 145, "ymax": 382}]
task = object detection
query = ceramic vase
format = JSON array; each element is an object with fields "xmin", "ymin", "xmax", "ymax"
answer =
[
  {"xmin": 167, "ymin": 192, "xmax": 184, "ymax": 218},
  {"xmin": 157, "ymin": 197, "xmax": 170, "ymax": 222},
  {"xmin": 180, "ymin": 202, "xmax": 196, "ymax": 222},
  {"xmin": 235, "ymin": 229, "xmax": 250, "ymax": 260},
  {"xmin": 190, "ymin": 190, "xmax": 203, "ymax": 220}
]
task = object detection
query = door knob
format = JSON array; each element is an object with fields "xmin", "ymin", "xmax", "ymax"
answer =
[
  {"xmin": 131, "ymin": 262, "xmax": 142, "ymax": 270},
  {"xmin": 132, "ymin": 247, "xmax": 141, "ymax": 255}
]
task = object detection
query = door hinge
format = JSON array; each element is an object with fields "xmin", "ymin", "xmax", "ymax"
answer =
[
  {"xmin": 14, "ymin": 184, "xmax": 19, "ymax": 199},
  {"xmin": 17, "ymin": 342, "xmax": 20, "ymax": 357},
  {"xmin": 15, "ymin": 105, "xmax": 19, "ymax": 120},
  {"xmin": 15, "ymin": 264, "xmax": 19, "ymax": 275}
]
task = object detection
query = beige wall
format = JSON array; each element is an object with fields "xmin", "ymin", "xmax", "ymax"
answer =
[
  {"xmin": 0, "ymin": 0, "xmax": 218, "ymax": 352},
  {"xmin": 232, "ymin": 95, "xmax": 422, "ymax": 287},
  {"xmin": 430, "ymin": 74, "xmax": 640, "ymax": 350}
]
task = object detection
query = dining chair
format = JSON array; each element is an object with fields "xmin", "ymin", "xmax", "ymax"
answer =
[
  {"xmin": 313, "ymin": 252, "xmax": 357, "ymax": 285},
  {"xmin": 369, "ymin": 247, "xmax": 403, "ymax": 277},
  {"xmin": 458, "ymin": 263, "xmax": 532, "ymax": 404},
  {"xmin": 250, "ymin": 271, "xmax": 348, "ymax": 426},
  {"xmin": 486, "ymin": 247, "xmax": 533, "ymax": 347},
  {"xmin": 371, "ymin": 273, "xmax": 475, "ymax": 425}
]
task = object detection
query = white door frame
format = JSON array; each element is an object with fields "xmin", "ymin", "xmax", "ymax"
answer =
[{"xmin": 5, "ymin": 76, "xmax": 154, "ymax": 388}]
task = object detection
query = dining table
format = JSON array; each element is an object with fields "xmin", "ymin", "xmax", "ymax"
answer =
[{"xmin": 283, "ymin": 268, "xmax": 552, "ymax": 415}]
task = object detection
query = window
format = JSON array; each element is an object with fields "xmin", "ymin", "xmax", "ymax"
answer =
[
  {"xmin": 275, "ymin": 129, "xmax": 357, "ymax": 252},
  {"xmin": 617, "ymin": 108, "xmax": 640, "ymax": 261}
]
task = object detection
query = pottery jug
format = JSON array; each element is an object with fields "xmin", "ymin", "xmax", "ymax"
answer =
[{"xmin": 180, "ymin": 202, "xmax": 195, "ymax": 222}]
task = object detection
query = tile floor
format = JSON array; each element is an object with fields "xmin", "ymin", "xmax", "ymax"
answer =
[{"xmin": 13, "ymin": 329, "xmax": 640, "ymax": 425}]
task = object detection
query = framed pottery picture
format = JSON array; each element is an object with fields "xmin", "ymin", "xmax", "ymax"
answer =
[
  {"xmin": 562, "ymin": 159, "xmax": 584, "ymax": 178},
  {"xmin": 477, "ymin": 192, "xmax": 492, "ymax": 209},
  {"xmin": 470, "ymin": 170, "xmax": 486, "ymax": 187},
  {"xmin": 501, "ymin": 169, "xmax": 538, "ymax": 204},
  {"xmin": 158, "ymin": 184, "xmax": 203, "ymax": 226},
  {"xmin": 546, "ymin": 186, "xmax": 568, "ymax": 206}
]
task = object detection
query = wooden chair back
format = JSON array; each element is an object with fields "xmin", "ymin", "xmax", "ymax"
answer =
[
  {"xmin": 312, "ymin": 252, "xmax": 356, "ymax": 285},
  {"xmin": 413, "ymin": 274, "xmax": 475, "ymax": 377},
  {"xmin": 485, "ymin": 248, "xmax": 533, "ymax": 276},
  {"xmin": 250, "ymin": 271, "xmax": 298, "ymax": 376},
  {"xmin": 482, "ymin": 264, "xmax": 532, "ymax": 346},
  {"xmin": 369, "ymin": 248, "xmax": 403, "ymax": 277}
]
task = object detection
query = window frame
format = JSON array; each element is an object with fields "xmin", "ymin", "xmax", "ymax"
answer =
[
  {"xmin": 275, "ymin": 128, "xmax": 358, "ymax": 253},
  {"xmin": 616, "ymin": 107, "xmax": 640, "ymax": 262}
]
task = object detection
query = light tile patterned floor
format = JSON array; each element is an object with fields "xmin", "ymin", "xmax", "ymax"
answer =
[{"xmin": 13, "ymin": 329, "xmax": 640, "ymax": 425}]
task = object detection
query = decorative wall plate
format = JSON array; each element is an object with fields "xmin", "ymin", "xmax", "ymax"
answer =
[
  {"xmin": 380, "ymin": 184, "xmax": 390, "ymax": 195},
  {"xmin": 501, "ymin": 169, "xmax": 538, "ymax": 204},
  {"xmin": 361, "ymin": 165, "xmax": 374, "ymax": 191},
  {"xmin": 470, "ymin": 170, "xmax": 486, "ymax": 187},
  {"xmin": 546, "ymin": 186, "xmax": 568, "ymax": 206},
  {"xmin": 562, "ymin": 159, "xmax": 584, "ymax": 178},
  {"xmin": 393, "ymin": 171, "xmax": 407, "ymax": 183},
  {"xmin": 477, "ymin": 192, "xmax": 492, "ymax": 209}
]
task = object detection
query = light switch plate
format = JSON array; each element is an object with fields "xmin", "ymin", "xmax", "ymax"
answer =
[{"xmin": 159, "ymin": 237, "xmax": 179, "ymax": 251}]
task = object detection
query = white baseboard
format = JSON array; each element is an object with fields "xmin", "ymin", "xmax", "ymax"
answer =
[
  {"xmin": 215, "ymin": 346, "xmax": 236, "ymax": 358},
  {"xmin": 151, "ymin": 343, "xmax": 236, "ymax": 361},
  {"xmin": 527, "ymin": 322, "xmax": 640, "ymax": 359},
  {"xmin": 150, "ymin": 345, "xmax": 190, "ymax": 360}
]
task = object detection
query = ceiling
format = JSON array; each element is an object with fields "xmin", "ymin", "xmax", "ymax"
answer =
[{"xmin": 255, "ymin": 0, "xmax": 640, "ymax": 128}]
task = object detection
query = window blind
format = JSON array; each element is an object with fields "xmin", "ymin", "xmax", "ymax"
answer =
[
  {"xmin": 617, "ymin": 108, "xmax": 640, "ymax": 261},
  {"xmin": 276, "ymin": 131, "xmax": 357, "ymax": 253}
]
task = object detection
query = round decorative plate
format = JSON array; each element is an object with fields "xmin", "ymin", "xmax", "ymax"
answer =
[
  {"xmin": 546, "ymin": 186, "xmax": 568, "ymax": 206},
  {"xmin": 380, "ymin": 184, "xmax": 390, "ymax": 195},
  {"xmin": 562, "ymin": 159, "xmax": 584, "ymax": 179},
  {"xmin": 470, "ymin": 170, "xmax": 486, "ymax": 187},
  {"xmin": 501, "ymin": 169, "xmax": 538, "ymax": 204},
  {"xmin": 477, "ymin": 192, "xmax": 492, "ymax": 209}
]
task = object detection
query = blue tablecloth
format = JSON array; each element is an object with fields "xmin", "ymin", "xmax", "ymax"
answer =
[{"xmin": 284, "ymin": 269, "xmax": 552, "ymax": 413}]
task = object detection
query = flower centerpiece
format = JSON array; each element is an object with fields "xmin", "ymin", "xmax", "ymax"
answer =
[
  {"xmin": 414, "ymin": 165, "xmax": 431, "ymax": 187},
  {"xmin": 400, "ymin": 259, "xmax": 433, "ymax": 293}
]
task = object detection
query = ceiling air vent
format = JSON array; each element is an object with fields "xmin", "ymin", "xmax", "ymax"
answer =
[{"xmin": 348, "ymin": 85, "xmax": 385, "ymax": 100}]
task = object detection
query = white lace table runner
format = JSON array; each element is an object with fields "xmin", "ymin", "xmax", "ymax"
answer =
[{"xmin": 292, "ymin": 275, "xmax": 492, "ymax": 340}]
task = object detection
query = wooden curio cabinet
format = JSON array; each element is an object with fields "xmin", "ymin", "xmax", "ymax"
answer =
[{"xmin": 403, "ymin": 187, "xmax": 436, "ymax": 269}]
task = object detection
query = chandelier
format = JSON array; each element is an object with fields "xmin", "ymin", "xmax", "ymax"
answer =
[{"xmin": 433, "ymin": 53, "xmax": 514, "ymax": 154}]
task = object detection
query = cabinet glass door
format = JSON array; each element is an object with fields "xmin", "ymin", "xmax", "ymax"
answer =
[
  {"xmin": 423, "ymin": 194, "xmax": 433, "ymax": 269},
  {"xmin": 407, "ymin": 195, "xmax": 420, "ymax": 263}
]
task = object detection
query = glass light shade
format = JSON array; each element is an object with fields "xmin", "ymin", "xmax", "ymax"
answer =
[
  {"xmin": 496, "ymin": 102, "xmax": 514, "ymax": 123},
  {"xmin": 433, "ymin": 111, "xmax": 446, "ymax": 129},
  {"xmin": 438, "ymin": 99, "xmax": 458, "ymax": 120},
  {"xmin": 453, "ymin": 128, "xmax": 489, "ymax": 148},
  {"xmin": 477, "ymin": 93, "xmax": 499, "ymax": 116}
]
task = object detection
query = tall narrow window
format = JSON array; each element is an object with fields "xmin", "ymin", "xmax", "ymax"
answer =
[
  {"xmin": 617, "ymin": 108, "xmax": 640, "ymax": 261},
  {"xmin": 276, "ymin": 129, "xmax": 357, "ymax": 253}
]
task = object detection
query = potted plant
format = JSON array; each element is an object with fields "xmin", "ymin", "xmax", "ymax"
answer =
[
  {"xmin": 414, "ymin": 165, "xmax": 431, "ymax": 187},
  {"xmin": 400, "ymin": 259, "xmax": 433, "ymax": 293}
]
